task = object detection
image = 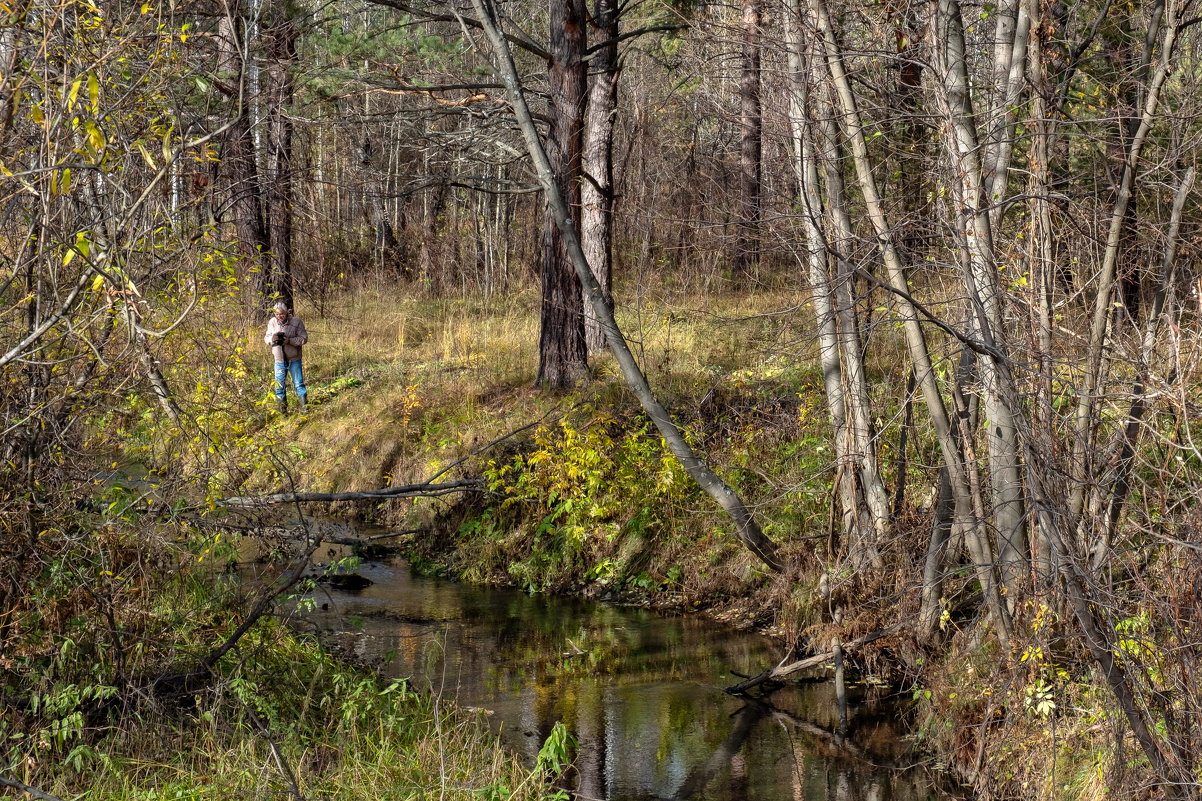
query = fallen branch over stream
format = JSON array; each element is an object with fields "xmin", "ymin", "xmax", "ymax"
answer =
[
  {"xmin": 725, "ymin": 624, "xmax": 902, "ymax": 695},
  {"xmin": 219, "ymin": 478, "xmax": 483, "ymax": 508}
]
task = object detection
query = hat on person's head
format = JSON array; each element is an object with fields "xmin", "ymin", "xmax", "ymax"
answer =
[{"xmin": 273, "ymin": 301, "xmax": 288, "ymax": 313}]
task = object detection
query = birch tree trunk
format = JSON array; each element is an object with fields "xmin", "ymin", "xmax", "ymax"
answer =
[
  {"xmin": 808, "ymin": 0, "xmax": 1011, "ymax": 640},
  {"xmin": 933, "ymin": 0, "xmax": 1028, "ymax": 600},
  {"xmin": 785, "ymin": 3, "xmax": 887, "ymax": 569},
  {"xmin": 1069, "ymin": 5, "xmax": 1180, "ymax": 529},
  {"xmin": 1093, "ymin": 166, "xmax": 1193, "ymax": 569},
  {"xmin": 981, "ymin": 0, "xmax": 1031, "ymax": 221}
]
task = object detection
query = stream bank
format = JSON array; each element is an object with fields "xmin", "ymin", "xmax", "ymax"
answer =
[{"xmin": 241, "ymin": 527, "xmax": 957, "ymax": 801}]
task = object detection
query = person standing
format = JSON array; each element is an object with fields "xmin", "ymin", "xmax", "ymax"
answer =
[{"xmin": 264, "ymin": 301, "xmax": 308, "ymax": 414}]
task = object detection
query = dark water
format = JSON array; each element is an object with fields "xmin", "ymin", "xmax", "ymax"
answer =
[{"xmin": 264, "ymin": 545, "xmax": 948, "ymax": 801}]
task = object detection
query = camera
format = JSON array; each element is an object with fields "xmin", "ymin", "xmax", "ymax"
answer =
[{"xmin": 273, "ymin": 333, "xmax": 286, "ymax": 346}]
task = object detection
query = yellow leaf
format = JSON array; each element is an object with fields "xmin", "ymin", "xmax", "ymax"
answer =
[
  {"xmin": 67, "ymin": 75, "xmax": 84, "ymax": 109},
  {"xmin": 135, "ymin": 141, "xmax": 157, "ymax": 169},
  {"xmin": 88, "ymin": 73, "xmax": 100, "ymax": 114},
  {"xmin": 74, "ymin": 231, "xmax": 91, "ymax": 258},
  {"xmin": 85, "ymin": 121, "xmax": 105, "ymax": 155}
]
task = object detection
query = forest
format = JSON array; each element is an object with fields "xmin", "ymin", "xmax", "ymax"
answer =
[{"xmin": 3, "ymin": 0, "xmax": 1202, "ymax": 797}]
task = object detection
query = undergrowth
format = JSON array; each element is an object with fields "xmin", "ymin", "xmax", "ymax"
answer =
[{"xmin": 0, "ymin": 498, "xmax": 564, "ymax": 800}]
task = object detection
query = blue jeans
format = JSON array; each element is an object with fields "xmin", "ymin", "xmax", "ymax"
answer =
[{"xmin": 274, "ymin": 360, "xmax": 307, "ymax": 402}]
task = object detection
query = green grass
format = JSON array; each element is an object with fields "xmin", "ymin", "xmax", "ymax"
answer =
[
  {"xmin": 1, "ymin": 536, "xmax": 556, "ymax": 801},
  {"xmin": 124, "ymin": 282, "xmax": 916, "ymax": 601}
]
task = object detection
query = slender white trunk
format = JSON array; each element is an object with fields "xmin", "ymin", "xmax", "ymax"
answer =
[
  {"xmin": 934, "ymin": 0, "xmax": 1028, "ymax": 599},
  {"xmin": 786, "ymin": 2, "xmax": 889, "ymax": 568},
  {"xmin": 809, "ymin": 0, "xmax": 1010, "ymax": 640},
  {"xmin": 1070, "ymin": 5, "xmax": 1178, "ymax": 525}
]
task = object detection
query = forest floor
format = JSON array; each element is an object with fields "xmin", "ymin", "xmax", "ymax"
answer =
[
  {"xmin": 98, "ymin": 281, "xmax": 1129, "ymax": 801},
  {"xmin": 216, "ymin": 282, "xmax": 858, "ymax": 631}
]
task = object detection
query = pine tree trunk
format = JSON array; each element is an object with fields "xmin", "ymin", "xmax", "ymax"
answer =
[
  {"xmin": 582, "ymin": 0, "xmax": 618, "ymax": 354},
  {"xmin": 263, "ymin": 0, "xmax": 296, "ymax": 308},
  {"xmin": 537, "ymin": 0, "xmax": 589, "ymax": 387},
  {"xmin": 733, "ymin": 0, "xmax": 762, "ymax": 283}
]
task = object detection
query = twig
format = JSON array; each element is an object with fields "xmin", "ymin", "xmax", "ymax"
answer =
[
  {"xmin": 243, "ymin": 704, "xmax": 307, "ymax": 801},
  {"xmin": 202, "ymin": 541, "xmax": 319, "ymax": 671},
  {"xmin": 0, "ymin": 775, "xmax": 68, "ymax": 801}
]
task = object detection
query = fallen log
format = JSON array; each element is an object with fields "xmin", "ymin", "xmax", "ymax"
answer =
[
  {"xmin": 183, "ymin": 514, "xmax": 426, "ymax": 547},
  {"xmin": 219, "ymin": 479, "xmax": 482, "ymax": 508},
  {"xmin": 725, "ymin": 624, "xmax": 902, "ymax": 695}
]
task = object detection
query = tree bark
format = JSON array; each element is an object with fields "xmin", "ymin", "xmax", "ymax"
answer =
[
  {"xmin": 1069, "ymin": 6, "xmax": 1179, "ymax": 530},
  {"xmin": 809, "ymin": 0, "xmax": 1010, "ymax": 641},
  {"xmin": 220, "ymin": 479, "xmax": 482, "ymax": 507},
  {"xmin": 934, "ymin": 0, "xmax": 1028, "ymax": 600},
  {"xmin": 785, "ymin": 6, "xmax": 886, "ymax": 569},
  {"xmin": 263, "ymin": 0, "xmax": 297, "ymax": 308},
  {"xmin": 732, "ymin": 0, "xmax": 762, "ymax": 283},
  {"xmin": 982, "ymin": 0, "xmax": 1031, "ymax": 222},
  {"xmin": 582, "ymin": 0, "xmax": 618, "ymax": 354},
  {"xmin": 537, "ymin": 0, "xmax": 589, "ymax": 387},
  {"xmin": 1093, "ymin": 166, "xmax": 1193, "ymax": 569},
  {"xmin": 218, "ymin": 1, "xmax": 272, "ymax": 293}
]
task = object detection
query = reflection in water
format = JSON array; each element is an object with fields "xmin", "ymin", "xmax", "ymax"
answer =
[{"xmin": 273, "ymin": 553, "xmax": 946, "ymax": 801}]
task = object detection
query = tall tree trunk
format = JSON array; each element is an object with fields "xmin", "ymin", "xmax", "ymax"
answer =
[
  {"xmin": 884, "ymin": 0, "xmax": 927, "ymax": 259},
  {"xmin": 808, "ymin": 0, "xmax": 1011, "ymax": 641},
  {"xmin": 786, "ymin": 5, "xmax": 887, "ymax": 569},
  {"xmin": 1107, "ymin": 2, "xmax": 1164, "ymax": 319},
  {"xmin": 1026, "ymin": 7, "xmax": 1056, "ymax": 581},
  {"xmin": 218, "ymin": 0, "xmax": 271, "ymax": 295},
  {"xmin": 784, "ymin": 7, "xmax": 849, "ymax": 546},
  {"xmin": 732, "ymin": 0, "xmax": 761, "ymax": 283},
  {"xmin": 1093, "ymin": 166, "xmax": 1193, "ymax": 569},
  {"xmin": 934, "ymin": 0, "xmax": 1028, "ymax": 600},
  {"xmin": 981, "ymin": 0, "xmax": 1031, "ymax": 222},
  {"xmin": 263, "ymin": 0, "xmax": 297, "ymax": 309},
  {"xmin": 473, "ymin": 0, "xmax": 782, "ymax": 572},
  {"xmin": 1069, "ymin": 4, "xmax": 1178, "ymax": 530},
  {"xmin": 582, "ymin": 0, "xmax": 618, "ymax": 354},
  {"xmin": 537, "ymin": 0, "xmax": 589, "ymax": 387}
]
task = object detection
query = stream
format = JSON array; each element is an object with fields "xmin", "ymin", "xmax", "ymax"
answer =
[{"xmin": 244, "ymin": 535, "xmax": 949, "ymax": 801}]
